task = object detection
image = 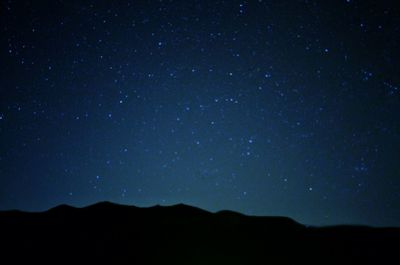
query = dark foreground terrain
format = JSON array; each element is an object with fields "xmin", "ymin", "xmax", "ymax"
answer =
[{"xmin": 0, "ymin": 202, "xmax": 399, "ymax": 264}]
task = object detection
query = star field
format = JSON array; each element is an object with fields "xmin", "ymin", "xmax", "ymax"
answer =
[{"xmin": 1, "ymin": 0, "xmax": 399, "ymax": 226}]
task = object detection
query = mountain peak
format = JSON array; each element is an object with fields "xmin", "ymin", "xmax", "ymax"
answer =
[{"xmin": 48, "ymin": 204, "xmax": 76, "ymax": 212}]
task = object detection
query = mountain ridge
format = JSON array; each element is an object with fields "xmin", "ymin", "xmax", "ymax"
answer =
[{"xmin": 0, "ymin": 201, "xmax": 399, "ymax": 264}]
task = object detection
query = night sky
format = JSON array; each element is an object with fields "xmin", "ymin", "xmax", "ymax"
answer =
[{"xmin": 1, "ymin": 0, "xmax": 399, "ymax": 226}]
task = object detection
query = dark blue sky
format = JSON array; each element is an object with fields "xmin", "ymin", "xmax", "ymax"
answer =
[{"xmin": 1, "ymin": 0, "xmax": 399, "ymax": 226}]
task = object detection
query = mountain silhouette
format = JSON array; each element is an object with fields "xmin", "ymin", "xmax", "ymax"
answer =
[{"xmin": 0, "ymin": 201, "xmax": 399, "ymax": 264}]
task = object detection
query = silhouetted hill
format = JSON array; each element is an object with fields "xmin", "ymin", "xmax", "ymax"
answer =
[{"xmin": 0, "ymin": 202, "xmax": 399, "ymax": 264}]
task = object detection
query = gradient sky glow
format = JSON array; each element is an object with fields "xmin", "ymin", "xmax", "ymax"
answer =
[{"xmin": 1, "ymin": 0, "xmax": 399, "ymax": 226}]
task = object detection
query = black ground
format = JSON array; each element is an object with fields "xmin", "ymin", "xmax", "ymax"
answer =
[{"xmin": 0, "ymin": 202, "xmax": 399, "ymax": 264}]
